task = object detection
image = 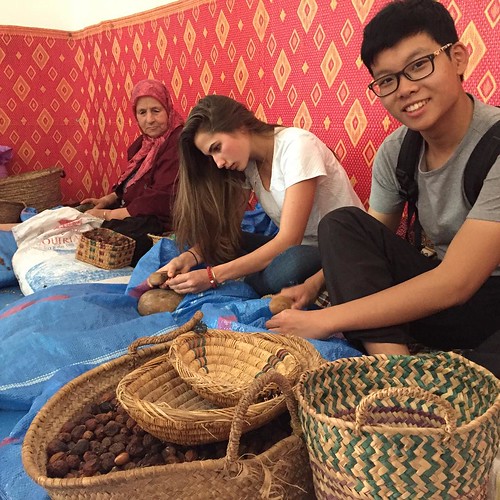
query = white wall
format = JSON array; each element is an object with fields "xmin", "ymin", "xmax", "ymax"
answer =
[{"xmin": 2, "ymin": 0, "xmax": 178, "ymax": 31}]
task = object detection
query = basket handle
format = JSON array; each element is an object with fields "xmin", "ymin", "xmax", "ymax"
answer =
[
  {"xmin": 224, "ymin": 370, "xmax": 302, "ymax": 465},
  {"xmin": 127, "ymin": 311, "xmax": 204, "ymax": 355},
  {"xmin": 355, "ymin": 386, "xmax": 457, "ymax": 441}
]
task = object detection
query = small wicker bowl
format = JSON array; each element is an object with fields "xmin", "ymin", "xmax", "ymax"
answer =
[{"xmin": 169, "ymin": 330, "xmax": 305, "ymax": 407}]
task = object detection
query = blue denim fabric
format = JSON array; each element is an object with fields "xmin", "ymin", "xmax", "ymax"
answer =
[{"xmin": 244, "ymin": 244, "xmax": 321, "ymax": 296}]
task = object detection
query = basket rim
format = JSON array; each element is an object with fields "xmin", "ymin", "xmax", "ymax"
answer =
[
  {"xmin": 0, "ymin": 166, "xmax": 63, "ymax": 185},
  {"xmin": 294, "ymin": 351, "xmax": 500, "ymax": 435}
]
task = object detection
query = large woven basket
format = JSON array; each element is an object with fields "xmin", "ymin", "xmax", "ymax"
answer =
[
  {"xmin": 295, "ymin": 351, "xmax": 500, "ymax": 499},
  {"xmin": 116, "ymin": 316, "xmax": 295, "ymax": 445},
  {"xmin": 170, "ymin": 329, "xmax": 324, "ymax": 407},
  {"xmin": 0, "ymin": 167, "xmax": 63, "ymax": 211},
  {"xmin": 0, "ymin": 199, "xmax": 25, "ymax": 223},
  {"xmin": 22, "ymin": 314, "xmax": 315, "ymax": 499},
  {"xmin": 76, "ymin": 227, "xmax": 135, "ymax": 269}
]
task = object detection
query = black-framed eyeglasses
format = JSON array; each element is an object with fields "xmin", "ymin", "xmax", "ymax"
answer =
[{"xmin": 368, "ymin": 43, "xmax": 453, "ymax": 97}]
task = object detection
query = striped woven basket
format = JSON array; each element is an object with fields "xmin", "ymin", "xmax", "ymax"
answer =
[{"xmin": 295, "ymin": 352, "xmax": 500, "ymax": 499}]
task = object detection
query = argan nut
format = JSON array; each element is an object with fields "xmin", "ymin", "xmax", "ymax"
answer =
[
  {"xmin": 47, "ymin": 459, "xmax": 70, "ymax": 478},
  {"xmin": 114, "ymin": 452, "xmax": 130, "ymax": 466},
  {"xmin": 138, "ymin": 288, "xmax": 183, "ymax": 315},
  {"xmin": 148, "ymin": 271, "xmax": 169, "ymax": 287},
  {"xmin": 46, "ymin": 439, "xmax": 69, "ymax": 456},
  {"xmin": 48, "ymin": 451, "xmax": 66, "ymax": 464},
  {"xmin": 184, "ymin": 449, "xmax": 198, "ymax": 462},
  {"xmin": 269, "ymin": 295, "xmax": 294, "ymax": 315}
]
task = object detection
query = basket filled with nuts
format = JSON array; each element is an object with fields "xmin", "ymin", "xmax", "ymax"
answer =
[
  {"xmin": 75, "ymin": 227, "xmax": 135, "ymax": 270},
  {"xmin": 168, "ymin": 328, "xmax": 324, "ymax": 407},
  {"xmin": 22, "ymin": 313, "xmax": 315, "ymax": 499}
]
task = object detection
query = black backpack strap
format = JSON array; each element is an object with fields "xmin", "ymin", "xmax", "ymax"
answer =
[
  {"xmin": 463, "ymin": 119, "xmax": 500, "ymax": 206},
  {"xmin": 396, "ymin": 129, "xmax": 424, "ymax": 247}
]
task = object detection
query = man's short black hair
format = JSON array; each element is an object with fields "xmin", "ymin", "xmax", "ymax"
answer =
[{"xmin": 361, "ymin": 0, "xmax": 459, "ymax": 75}]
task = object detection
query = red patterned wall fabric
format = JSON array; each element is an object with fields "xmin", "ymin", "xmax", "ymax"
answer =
[{"xmin": 0, "ymin": 0, "xmax": 498, "ymax": 206}]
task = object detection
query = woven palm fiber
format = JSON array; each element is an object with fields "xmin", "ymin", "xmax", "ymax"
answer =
[
  {"xmin": 116, "ymin": 316, "xmax": 310, "ymax": 445},
  {"xmin": 0, "ymin": 167, "xmax": 63, "ymax": 212},
  {"xmin": 23, "ymin": 314, "xmax": 315, "ymax": 499},
  {"xmin": 295, "ymin": 352, "xmax": 500, "ymax": 499},
  {"xmin": 0, "ymin": 199, "xmax": 25, "ymax": 223},
  {"xmin": 169, "ymin": 329, "xmax": 324, "ymax": 407}
]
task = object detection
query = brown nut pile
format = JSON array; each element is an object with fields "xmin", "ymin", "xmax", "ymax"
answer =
[
  {"xmin": 46, "ymin": 390, "xmax": 291, "ymax": 478},
  {"xmin": 84, "ymin": 229, "xmax": 129, "ymax": 246}
]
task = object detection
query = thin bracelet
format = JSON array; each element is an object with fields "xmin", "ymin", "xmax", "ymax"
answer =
[
  {"xmin": 187, "ymin": 249, "xmax": 199, "ymax": 266},
  {"xmin": 206, "ymin": 266, "xmax": 218, "ymax": 288},
  {"xmin": 103, "ymin": 211, "xmax": 107, "ymax": 220}
]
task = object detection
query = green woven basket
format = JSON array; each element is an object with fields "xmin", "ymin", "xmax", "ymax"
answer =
[{"xmin": 294, "ymin": 351, "xmax": 500, "ymax": 499}]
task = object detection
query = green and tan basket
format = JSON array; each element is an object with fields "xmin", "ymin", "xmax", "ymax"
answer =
[
  {"xmin": 76, "ymin": 227, "xmax": 135, "ymax": 269},
  {"xmin": 295, "ymin": 351, "xmax": 500, "ymax": 499},
  {"xmin": 23, "ymin": 313, "xmax": 315, "ymax": 499},
  {"xmin": 169, "ymin": 329, "xmax": 324, "ymax": 407},
  {"xmin": 0, "ymin": 167, "xmax": 64, "ymax": 212}
]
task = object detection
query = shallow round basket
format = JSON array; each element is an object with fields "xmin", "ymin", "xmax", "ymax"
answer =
[
  {"xmin": 0, "ymin": 199, "xmax": 25, "ymax": 223},
  {"xmin": 169, "ymin": 330, "xmax": 321, "ymax": 407},
  {"xmin": 116, "ymin": 351, "xmax": 286, "ymax": 446},
  {"xmin": 148, "ymin": 232, "xmax": 175, "ymax": 245}
]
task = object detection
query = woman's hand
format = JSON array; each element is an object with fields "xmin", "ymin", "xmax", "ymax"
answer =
[
  {"xmin": 81, "ymin": 193, "xmax": 117, "ymax": 209},
  {"xmin": 150, "ymin": 253, "xmax": 198, "ymax": 288},
  {"xmin": 265, "ymin": 308, "xmax": 333, "ymax": 339},
  {"xmin": 279, "ymin": 270, "xmax": 325, "ymax": 309},
  {"xmin": 165, "ymin": 268, "xmax": 212, "ymax": 294}
]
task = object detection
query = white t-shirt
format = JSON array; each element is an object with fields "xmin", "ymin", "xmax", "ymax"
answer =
[{"xmin": 244, "ymin": 127, "xmax": 364, "ymax": 246}]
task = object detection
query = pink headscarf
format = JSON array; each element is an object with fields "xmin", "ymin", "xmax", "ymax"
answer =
[{"xmin": 117, "ymin": 79, "xmax": 184, "ymax": 187}]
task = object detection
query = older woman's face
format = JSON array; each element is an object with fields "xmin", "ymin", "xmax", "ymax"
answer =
[{"xmin": 135, "ymin": 96, "xmax": 169, "ymax": 138}]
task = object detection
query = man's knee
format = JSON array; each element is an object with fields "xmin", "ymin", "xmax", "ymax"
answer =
[{"xmin": 318, "ymin": 206, "xmax": 366, "ymax": 240}]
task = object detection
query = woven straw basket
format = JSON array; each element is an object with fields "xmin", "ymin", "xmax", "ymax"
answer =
[
  {"xmin": 0, "ymin": 199, "xmax": 25, "ymax": 223},
  {"xmin": 23, "ymin": 314, "xmax": 315, "ymax": 499},
  {"xmin": 0, "ymin": 167, "xmax": 63, "ymax": 211},
  {"xmin": 169, "ymin": 329, "xmax": 324, "ymax": 407},
  {"xmin": 116, "ymin": 315, "xmax": 305, "ymax": 445},
  {"xmin": 295, "ymin": 351, "xmax": 500, "ymax": 499},
  {"xmin": 76, "ymin": 227, "xmax": 135, "ymax": 269},
  {"xmin": 148, "ymin": 232, "xmax": 175, "ymax": 245}
]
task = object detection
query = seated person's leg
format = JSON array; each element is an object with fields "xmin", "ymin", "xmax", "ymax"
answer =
[
  {"xmin": 318, "ymin": 206, "xmax": 439, "ymax": 354},
  {"xmin": 244, "ymin": 244, "xmax": 322, "ymax": 296}
]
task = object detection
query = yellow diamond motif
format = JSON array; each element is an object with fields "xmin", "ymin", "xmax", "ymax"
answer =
[
  {"xmin": 32, "ymin": 43, "xmax": 49, "ymax": 70},
  {"xmin": 93, "ymin": 43, "xmax": 101, "ymax": 67},
  {"xmin": 19, "ymin": 140, "xmax": 35, "ymax": 165},
  {"xmin": 61, "ymin": 140, "xmax": 77, "ymax": 163},
  {"xmin": 184, "ymin": 20, "xmax": 196, "ymax": 54},
  {"xmin": 255, "ymin": 103, "xmax": 267, "ymax": 122},
  {"xmin": 0, "ymin": 108, "xmax": 11, "ymax": 134},
  {"xmin": 200, "ymin": 61, "xmax": 213, "ymax": 95},
  {"xmin": 0, "ymin": 46, "xmax": 5, "ymax": 66},
  {"xmin": 253, "ymin": 0, "xmax": 269, "ymax": 43},
  {"xmin": 344, "ymin": 99, "xmax": 367, "ymax": 146},
  {"xmin": 298, "ymin": 0, "xmax": 318, "ymax": 34},
  {"xmin": 133, "ymin": 33, "xmax": 143, "ymax": 62},
  {"xmin": 352, "ymin": 0, "xmax": 375, "ymax": 23},
  {"xmin": 56, "ymin": 78, "xmax": 73, "ymax": 103},
  {"xmin": 485, "ymin": 0, "xmax": 500, "ymax": 28},
  {"xmin": 273, "ymin": 49, "xmax": 291, "ymax": 91},
  {"xmin": 461, "ymin": 21, "xmax": 486, "ymax": 80},
  {"xmin": 111, "ymin": 37, "xmax": 121, "ymax": 64},
  {"xmin": 115, "ymin": 108, "xmax": 124, "ymax": 135},
  {"xmin": 171, "ymin": 66, "xmax": 183, "ymax": 98},
  {"xmin": 13, "ymin": 76, "xmax": 30, "ymax": 101},
  {"xmin": 324, "ymin": 115, "xmax": 331, "ymax": 130},
  {"xmin": 98, "ymin": 109, "xmax": 106, "ymax": 134},
  {"xmin": 216, "ymin": 10, "xmax": 229, "ymax": 48},
  {"xmin": 78, "ymin": 110, "xmax": 89, "ymax": 134},
  {"xmin": 109, "ymin": 143, "xmax": 118, "ymax": 167},
  {"xmin": 477, "ymin": 70, "xmax": 497, "ymax": 103},
  {"xmin": 234, "ymin": 56, "xmax": 249, "ymax": 95},
  {"xmin": 37, "ymin": 108, "xmax": 54, "ymax": 133},
  {"xmin": 105, "ymin": 75, "xmax": 113, "ymax": 101},
  {"xmin": 382, "ymin": 115, "xmax": 391, "ymax": 132},
  {"xmin": 293, "ymin": 101, "xmax": 312, "ymax": 130},
  {"xmin": 157, "ymin": 27, "xmax": 167, "ymax": 59},
  {"xmin": 320, "ymin": 41, "xmax": 342, "ymax": 88},
  {"xmin": 363, "ymin": 140, "xmax": 376, "ymax": 167}
]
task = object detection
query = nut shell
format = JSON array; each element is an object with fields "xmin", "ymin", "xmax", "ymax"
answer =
[{"xmin": 269, "ymin": 295, "xmax": 294, "ymax": 315}]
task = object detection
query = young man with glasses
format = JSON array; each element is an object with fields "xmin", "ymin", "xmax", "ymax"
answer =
[{"xmin": 266, "ymin": 0, "xmax": 500, "ymax": 373}]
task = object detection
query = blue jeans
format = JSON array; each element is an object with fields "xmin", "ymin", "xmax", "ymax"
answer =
[{"xmin": 241, "ymin": 233, "xmax": 321, "ymax": 295}]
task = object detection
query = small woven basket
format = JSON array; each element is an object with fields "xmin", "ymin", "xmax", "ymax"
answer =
[
  {"xmin": 0, "ymin": 199, "xmax": 25, "ymax": 223},
  {"xmin": 295, "ymin": 352, "xmax": 500, "ymax": 499},
  {"xmin": 148, "ymin": 232, "xmax": 175, "ymax": 245},
  {"xmin": 117, "ymin": 316, "xmax": 292, "ymax": 445},
  {"xmin": 169, "ymin": 329, "xmax": 323, "ymax": 407},
  {"xmin": 76, "ymin": 227, "xmax": 135, "ymax": 269},
  {"xmin": 0, "ymin": 167, "xmax": 63, "ymax": 211},
  {"xmin": 23, "ymin": 314, "xmax": 315, "ymax": 499}
]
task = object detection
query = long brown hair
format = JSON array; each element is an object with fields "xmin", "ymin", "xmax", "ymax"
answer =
[{"xmin": 174, "ymin": 95, "xmax": 275, "ymax": 264}]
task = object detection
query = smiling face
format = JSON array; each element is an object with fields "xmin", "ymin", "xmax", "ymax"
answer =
[
  {"xmin": 371, "ymin": 33, "xmax": 467, "ymax": 134},
  {"xmin": 135, "ymin": 96, "xmax": 169, "ymax": 138},
  {"xmin": 194, "ymin": 129, "xmax": 252, "ymax": 171}
]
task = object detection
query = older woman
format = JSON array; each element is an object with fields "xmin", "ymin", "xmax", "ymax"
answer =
[{"xmin": 82, "ymin": 79, "xmax": 184, "ymax": 265}]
